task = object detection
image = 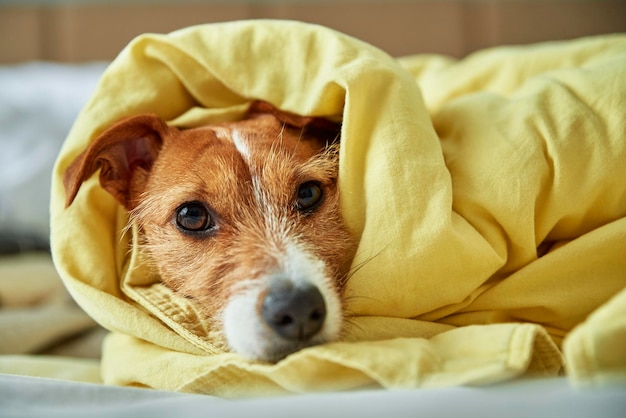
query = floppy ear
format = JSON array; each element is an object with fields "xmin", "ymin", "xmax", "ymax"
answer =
[
  {"xmin": 63, "ymin": 115, "xmax": 170, "ymax": 210},
  {"xmin": 247, "ymin": 100, "xmax": 341, "ymax": 144}
]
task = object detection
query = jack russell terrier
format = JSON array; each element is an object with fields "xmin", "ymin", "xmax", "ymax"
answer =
[{"xmin": 64, "ymin": 101, "xmax": 355, "ymax": 362}]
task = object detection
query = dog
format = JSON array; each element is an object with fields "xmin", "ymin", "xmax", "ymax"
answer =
[{"xmin": 63, "ymin": 101, "xmax": 355, "ymax": 362}]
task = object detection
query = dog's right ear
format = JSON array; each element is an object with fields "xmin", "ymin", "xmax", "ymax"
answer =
[{"xmin": 63, "ymin": 115, "xmax": 170, "ymax": 210}]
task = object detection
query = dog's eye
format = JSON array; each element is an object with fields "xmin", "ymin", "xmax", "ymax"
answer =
[
  {"xmin": 296, "ymin": 181, "xmax": 324, "ymax": 212},
  {"xmin": 175, "ymin": 202, "xmax": 213, "ymax": 232}
]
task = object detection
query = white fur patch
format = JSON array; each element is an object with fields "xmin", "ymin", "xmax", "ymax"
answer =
[
  {"xmin": 281, "ymin": 241, "xmax": 342, "ymax": 339},
  {"xmin": 218, "ymin": 126, "xmax": 342, "ymax": 361},
  {"xmin": 221, "ymin": 240, "xmax": 341, "ymax": 362},
  {"xmin": 231, "ymin": 128, "xmax": 251, "ymax": 164}
]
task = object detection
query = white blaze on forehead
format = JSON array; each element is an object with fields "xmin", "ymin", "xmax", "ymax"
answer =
[
  {"xmin": 231, "ymin": 126, "xmax": 284, "ymax": 231},
  {"xmin": 231, "ymin": 127, "xmax": 252, "ymax": 164},
  {"xmin": 212, "ymin": 126, "xmax": 252, "ymax": 164},
  {"xmin": 219, "ymin": 126, "xmax": 270, "ymax": 213}
]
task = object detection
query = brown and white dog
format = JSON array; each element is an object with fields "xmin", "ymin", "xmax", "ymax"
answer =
[{"xmin": 63, "ymin": 102, "xmax": 355, "ymax": 362}]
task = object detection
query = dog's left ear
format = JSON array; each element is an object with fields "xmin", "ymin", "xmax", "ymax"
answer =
[
  {"xmin": 247, "ymin": 101, "xmax": 341, "ymax": 144},
  {"xmin": 63, "ymin": 115, "xmax": 171, "ymax": 210}
]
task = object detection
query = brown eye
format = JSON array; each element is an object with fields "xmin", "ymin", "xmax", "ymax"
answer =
[
  {"xmin": 296, "ymin": 181, "xmax": 324, "ymax": 212},
  {"xmin": 175, "ymin": 202, "xmax": 214, "ymax": 232}
]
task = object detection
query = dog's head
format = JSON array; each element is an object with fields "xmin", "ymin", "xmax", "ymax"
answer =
[{"xmin": 64, "ymin": 102, "xmax": 354, "ymax": 362}]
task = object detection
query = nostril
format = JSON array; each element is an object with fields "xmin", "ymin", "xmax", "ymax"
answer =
[
  {"xmin": 310, "ymin": 308, "xmax": 324, "ymax": 322},
  {"xmin": 276, "ymin": 314, "xmax": 294, "ymax": 327},
  {"xmin": 262, "ymin": 283, "xmax": 326, "ymax": 341}
]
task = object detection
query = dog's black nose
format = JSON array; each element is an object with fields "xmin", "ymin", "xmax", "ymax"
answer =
[{"xmin": 261, "ymin": 283, "xmax": 326, "ymax": 341}]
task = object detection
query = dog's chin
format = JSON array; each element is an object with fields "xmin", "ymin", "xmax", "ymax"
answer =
[{"xmin": 247, "ymin": 335, "xmax": 331, "ymax": 364}]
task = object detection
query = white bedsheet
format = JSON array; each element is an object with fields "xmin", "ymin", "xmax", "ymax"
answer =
[{"xmin": 1, "ymin": 374, "xmax": 625, "ymax": 418}]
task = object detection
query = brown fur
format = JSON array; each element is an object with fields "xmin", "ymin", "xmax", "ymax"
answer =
[{"xmin": 64, "ymin": 103, "xmax": 355, "ymax": 359}]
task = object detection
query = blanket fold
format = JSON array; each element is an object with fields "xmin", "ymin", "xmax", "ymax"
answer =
[{"xmin": 49, "ymin": 20, "xmax": 626, "ymax": 396}]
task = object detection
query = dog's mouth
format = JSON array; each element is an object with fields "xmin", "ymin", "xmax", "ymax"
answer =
[{"xmin": 261, "ymin": 337, "xmax": 329, "ymax": 364}]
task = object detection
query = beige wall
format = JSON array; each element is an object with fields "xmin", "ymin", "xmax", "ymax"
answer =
[{"xmin": 1, "ymin": 0, "xmax": 626, "ymax": 63}]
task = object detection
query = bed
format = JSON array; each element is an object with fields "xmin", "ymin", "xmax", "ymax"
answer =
[
  {"xmin": 1, "ymin": 19, "xmax": 625, "ymax": 417},
  {"xmin": 2, "ymin": 373, "xmax": 624, "ymax": 418}
]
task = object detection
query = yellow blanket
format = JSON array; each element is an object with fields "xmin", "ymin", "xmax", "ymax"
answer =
[
  {"xmin": 0, "ymin": 253, "xmax": 103, "ymax": 383},
  {"xmin": 50, "ymin": 21, "xmax": 626, "ymax": 397},
  {"xmin": 0, "ymin": 253, "xmax": 101, "ymax": 358}
]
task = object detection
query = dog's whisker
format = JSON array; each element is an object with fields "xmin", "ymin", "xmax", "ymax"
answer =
[
  {"xmin": 341, "ymin": 317, "xmax": 366, "ymax": 337},
  {"xmin": 342, "ymin": 294, "xmax": 384, "ymax": 307},
  {"xmin": 293, "ymin": 125, "xmax": 305, "ymax": 156},
  {"xmin": 278, "ymin": 121, "xmax": 286, "ymax": 145},
  {"xmin": 335, "ymin": 248, "xmax": 384, "ymax": 289}
]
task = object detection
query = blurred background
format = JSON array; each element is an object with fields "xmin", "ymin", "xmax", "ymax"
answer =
[
  {"xmin": 2, "ymin": 0, "xmax": 626, "ymax": 62},
  {"xmin": 1, "ymin": 0, "xmax": 626, "ymax": 250}
]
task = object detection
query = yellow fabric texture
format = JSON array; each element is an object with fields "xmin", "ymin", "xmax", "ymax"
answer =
[
  {"xmin": 50, "ymin": 21, "xmax": 626, "ymax": 397},
  {"xmin": 0, "ymin": 253, "xmax": 103, "ymax": 358}
]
